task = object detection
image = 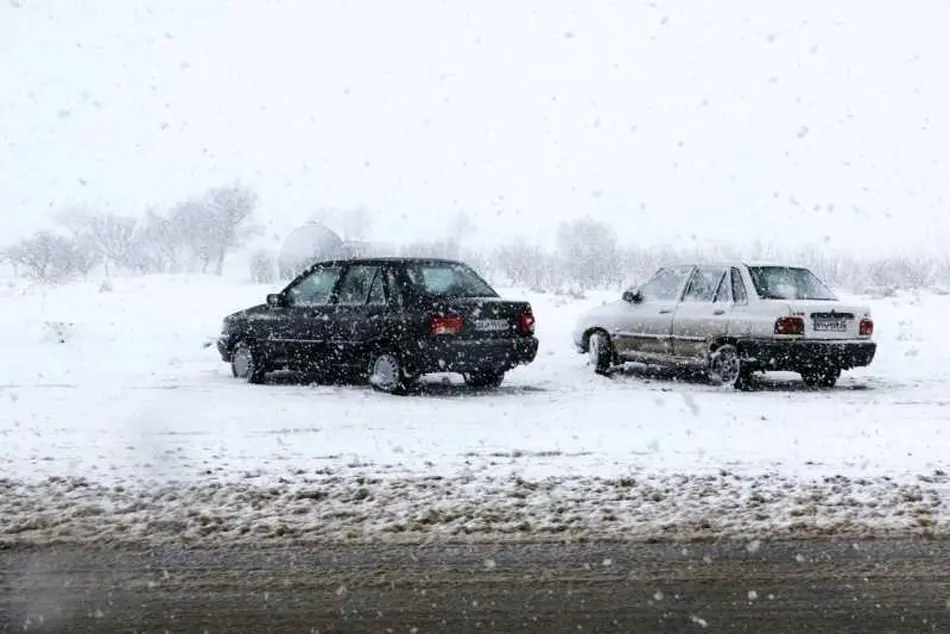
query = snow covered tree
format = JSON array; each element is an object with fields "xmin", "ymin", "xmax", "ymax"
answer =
[
  {"xmin": 61, "ymin": 235, "xmax": 101, "ymax": 280},
  {"xmin": 556, "ymin": 216, "xmax": 621, "ymax": 289},
  {"xmin": 249, "ymin": 249, "xmax": 277, "ymax": 283},
  {"xmin": 169, "ymin": 183, "xmax": 262, "ymax": 275},
  {"xmin": 1, "ymin": 231, "xmax": 77, "ymax": 280},
  {"xmin": 56, "ymin": 209, "xmax": 138, "ymax": 275}
]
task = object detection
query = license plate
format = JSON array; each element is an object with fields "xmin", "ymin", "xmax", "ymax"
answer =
[
  {"xmin": 813, "ymin": 319, "xmax": 848, "ymax": 332},
  {"xmin": 474, "ymin": 319, "xmax": 510, "ymax": 332}
]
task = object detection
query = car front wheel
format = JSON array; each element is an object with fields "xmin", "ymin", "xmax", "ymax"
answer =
[{"xmin": 231, "ymin": 341, "xmax": 268, "ymax": 384}]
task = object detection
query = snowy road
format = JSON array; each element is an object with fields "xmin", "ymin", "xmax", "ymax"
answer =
[
  {"xmin": 2, "ymin": 276, "xmax": 950, "ymax": 545},
  {"xmin": 4, "ymin": 539, "xmax": 949, "ymax": 633}
]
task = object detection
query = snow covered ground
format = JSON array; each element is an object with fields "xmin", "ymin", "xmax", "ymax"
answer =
[{"xmin": 2, "ymin": 275, "xmax": 950, "ymax": 546}]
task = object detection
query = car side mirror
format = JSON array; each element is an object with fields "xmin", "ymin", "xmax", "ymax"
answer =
[
  {"xmin": 622, "ymin": 289, "xmax": 642, "ymax": 303},
  {"xmin": 266, "ymin": 293, "xmax": 286, "ymax": 307}
]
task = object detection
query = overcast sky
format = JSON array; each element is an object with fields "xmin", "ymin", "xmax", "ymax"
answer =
[{"xmin": 2, "ymin": 0, "xmax": 949, "ymax": 254}]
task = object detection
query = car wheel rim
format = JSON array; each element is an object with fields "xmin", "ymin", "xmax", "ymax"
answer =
[
  {"xmin": 372, "ymin": 355, "xmax": 399, "ymax": 390},
  {"xmin": 713, "ymin": 349, "xmax": 740, "ymax": 384},
  {"xmin": 233, "ymin": 347, "xmax": 253, "ymax": 379}
]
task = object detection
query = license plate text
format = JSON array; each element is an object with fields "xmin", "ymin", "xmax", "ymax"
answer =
[
  {"xmin": 474, "ymin": 319, "xmax": 510, "ymax": 332},
  {"xmin": 813, "ymin": 319, "xmax": 848, "ymax": 332}
]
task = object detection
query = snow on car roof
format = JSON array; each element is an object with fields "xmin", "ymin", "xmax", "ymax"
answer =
[{"xmin": 663, "ymin": 261, "xmax": 817, "ymax": 270}]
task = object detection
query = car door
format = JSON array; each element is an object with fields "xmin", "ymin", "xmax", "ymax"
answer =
[
  {"xmin": 614, "ymin": 265, "xmax": 694, "ymax": 359},
  {"xmin": 325, "ymin": 263, "xmax": 391, "ymax": 370},
  {"xmin": 725, "ymin": 266, "xmax": 753, "ymax": 338},
  {"xmin": 271, "ymin": 263, "xmax": 344, "ymax": 368},
  {"xmin": 671, "ymin": 266, "xmax": 730, "ymax": 360}
]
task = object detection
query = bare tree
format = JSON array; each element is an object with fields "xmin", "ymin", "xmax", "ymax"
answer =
[
  {"xmin": 168, "ymin": 198, "xmax": 213, "ymax": 272},
  {"xmin": 493, "ymin": 240, "xmax": 555, "ymax": 291},
  {"xmin": 170, "ymin": 183, "xmax": 261, "ymax": 275},
  {"xmin": 249, "ymin": 249, "xmax": 277, "ymax": 283},
  {"xmin": 556, "ymin": 216, "xmax": 621, "ymax": 289},
  {"xmin": 57, "ymin": 208, "xmax": 139, "ymax": 275},
  {"xmin": 121, "ymin": 209, "xmax": 186, "ymax": 274},
  {"xmin": 62, "ymin": 235, "xmax": 101, "ymax": 280}
]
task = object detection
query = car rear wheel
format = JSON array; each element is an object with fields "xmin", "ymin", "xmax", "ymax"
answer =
[
  {"xmin": 707, "ymin": 344, "xmax": 753, "ymax": 390},
  {"xmin": 587, "ymin": 330, "xmax": 615, "ymax": 376},
  {"xmin": 231, "ymin": 341, "xmax": 268, "ymax": 384},
  {"xmin": 800, "ymin": 367, "xmax": 840, "ymax": 388},
  {"xmin": 464, "ymin": 371, "xmax": 505, "ymax": 389},
  {"xmin": 368, "ymin": 351, "xmax": 414, "ymax": 395}
]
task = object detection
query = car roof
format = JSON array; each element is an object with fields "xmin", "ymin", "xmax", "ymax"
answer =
[
  {"xmin": 663, "ymin": 261, "xmax": 746, "ymax": 270},
  {"xmin": 305, "ymin": 256, "xmax": 467, "ymax": 267},
  {"xmin": 663, "ymin": 261, "xmax": 814, "ymax": 270}
]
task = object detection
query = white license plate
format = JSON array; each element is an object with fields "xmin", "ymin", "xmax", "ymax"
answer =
[
  {"xmin": 474, "ymin": 319, "xmax": 510, "ymax": 332},
  {"xmin": 813, "ymin": 319, "xmax": 848, "ymax": 332}
]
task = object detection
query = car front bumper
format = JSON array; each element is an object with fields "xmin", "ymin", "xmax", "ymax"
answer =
[
  {"xmin": 216, "ymin": 336, "xmax": 232, "ymax": 362},
  {"xmin": 739, "ymin": 339, "xmax": 876, "ymax": 371},
  {"xmin": 407, "ymin": 336, "xmax": 540, "ymax": 375}
]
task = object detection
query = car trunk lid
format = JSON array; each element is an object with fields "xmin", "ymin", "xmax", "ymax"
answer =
[
  {"xmin": 429, "ymin": 297, "xmax": 534, "ymax": 339},
  {"xmin": 784, "ymin": 300, "xmax": 872, "ymax": 340}
]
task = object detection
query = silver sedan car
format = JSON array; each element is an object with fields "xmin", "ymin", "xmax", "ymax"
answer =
[{"xmin": 571, "ymin": 263, "xmax": 876, "ymax": 389}]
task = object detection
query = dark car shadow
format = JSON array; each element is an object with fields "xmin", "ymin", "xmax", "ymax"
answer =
[
  {"xmin": 410, "ymin": 378, "xmax": 548, "ymax": 399},
  {"xmin": 259, "ymin": 369, "xmax": 547, "ymax": 397},
  {"xmin": 610, "ymin": 363, "xmax": 874, "ymax": 393}
]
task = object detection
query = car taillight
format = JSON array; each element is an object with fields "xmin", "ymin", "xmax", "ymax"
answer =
[
  {"xmin": 517, "ymin": 313, "xmax": 536, "ymax": 335},
  {"xmin": 774, "ymin": 316, "xmax": 804, "ymax": 335},
  {"xmin": 859, "ymin": 318, "xmax": 874, "ymax": 336},
  {"xmin": 431, "ymin": 316, "xmax": 463, "ymax": 336}
]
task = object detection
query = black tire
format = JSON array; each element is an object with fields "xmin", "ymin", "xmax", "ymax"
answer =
[
  {"xmin": 800, "ymin": 367, "xmax": 840, "ymax": 388},
  {"xmin": 368, "ymin": 350, "xmax": 415, "ymax": 395},
  {"xmin": 707, "ymin": 344, "xmax": 754, "ymax": 390},
  {"xmin": 587, "ymin": 330, "xmax": 615, "ymax": 376},
  {"xmin": 464, "ymin": 371, "xmax": 505, "ymax": 389},
  {"xmin": 231, "ymin": 341, "xmax": 268, "ymax": 385}
]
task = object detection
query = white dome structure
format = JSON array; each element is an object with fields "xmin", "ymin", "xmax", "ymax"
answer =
[{"xmin": 277, "ymin": 222, "xmax": 345, "ymax": 279}]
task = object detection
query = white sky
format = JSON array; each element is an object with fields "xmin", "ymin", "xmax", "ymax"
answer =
[{"xmin": 2, "ymin": 0, "xmax": 949, "ymax": 254}]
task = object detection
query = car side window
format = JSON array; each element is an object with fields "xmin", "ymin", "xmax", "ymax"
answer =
[
  {"xmin": 386, "ymin": 267, "xmax": 406, "ymax": 308},
  {"xmin": 337, "ymin": 265, "xmax": 381, "ymax": 306},
  {"xmin": 731, "ymin": 267, "xmax": 749, "ymax": 304},
  {"xmin": 287, "ymin": 265, "xmax": 343, "ymax": 306},
  {"xmin": 367, "ymin": 269, "xmax": 387, "ymax": 305},
  {"xmin": 713, "ymin": 272, "xmax": 732, "ymax": 303},
  {"xmin": 682, "ymin": 267, "xmax": 726, "ymax": 303},
  {"xmin": 638, "ymin": 266, "xmax": 693, "ymax": 302}
]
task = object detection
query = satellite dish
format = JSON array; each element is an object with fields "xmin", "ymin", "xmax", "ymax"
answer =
[{"xmin": 277, "ymin": 222, "xmax": 344, "ymax": 279}]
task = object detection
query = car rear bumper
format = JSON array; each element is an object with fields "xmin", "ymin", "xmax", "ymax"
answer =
[
  {"xmin": 739, "ymin": 338, "xmax": 876, "ymax": 371},
  {"xmin": 408, "ymin": 336, "xmax": 540, "ymax": 375}
]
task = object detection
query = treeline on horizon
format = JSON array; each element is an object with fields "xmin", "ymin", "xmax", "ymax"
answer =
[{"xmin": 0, "ymin": 183, "xmax": 943, "ymax": 295}]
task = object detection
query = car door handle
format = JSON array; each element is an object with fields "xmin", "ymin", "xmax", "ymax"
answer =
[
  {"xmin": 658, "ymin": 309, "xmax": 672, "ymax": 314},
  {"xmin": 713, "ymin": 309, "xmax": 726, "ymax": 315}
]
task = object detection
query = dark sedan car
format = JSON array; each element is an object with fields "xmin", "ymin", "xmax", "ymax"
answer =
[{"xmin": 216, "ymin": 257, "xmax": 539, "ymax": 393}]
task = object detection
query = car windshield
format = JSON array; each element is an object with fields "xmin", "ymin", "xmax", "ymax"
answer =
[
  {"xmin": 747, "ymin": 266, "xmax": 838, "ymax": 301},
  {"xmin": 405, "ymin": 262, "xmax": 499, "ymax": 298}
]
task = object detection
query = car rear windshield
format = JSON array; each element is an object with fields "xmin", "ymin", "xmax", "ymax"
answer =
[
  {"xmin": 405, "ymin": 262, "xmax": 499, "ymax": 299},
  {"xmin": 747, "ymin": 266, "xmax": 838, "ymax": 301}
]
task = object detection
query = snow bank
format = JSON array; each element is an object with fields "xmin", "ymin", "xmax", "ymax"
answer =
[{"xmin": 2, "ymin": 276, "xmax": 950, "ymax": 546}]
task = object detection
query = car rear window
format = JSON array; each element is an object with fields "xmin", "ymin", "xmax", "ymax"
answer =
[
  {"xmin": 405, "ymin": 262, "xmax": 498, "ymax": 299},
  {"xmin": 747, "ymin": 266, "xmax": 837, "ymax": 301}
]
